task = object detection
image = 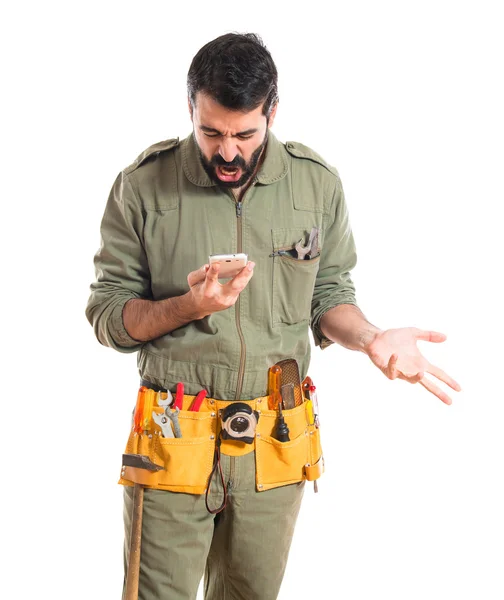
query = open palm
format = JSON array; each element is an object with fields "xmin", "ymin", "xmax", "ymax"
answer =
[{"xmin": 365, "ymin": 327, "xmax": 461, "ymax": 404}]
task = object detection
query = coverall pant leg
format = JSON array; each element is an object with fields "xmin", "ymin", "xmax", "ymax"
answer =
[{"xmin": 122, "ymin": 451, "xmax": 305, "ymax": 600}]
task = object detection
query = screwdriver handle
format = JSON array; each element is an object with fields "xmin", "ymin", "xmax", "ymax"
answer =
[
  {"xmin": 133, "ymin": 386, "xmax": 147, "ymax": 433},
  {"xmin": 268, "ymin": 365, "xmax": 283, "ymax": 410},
  {"xmin": 142, "ymin": 388, "xmax": 157, "ymax": 432},
  {"xmin": 276, "ymin": 404, "xmax": 290, "ymax": 442}
]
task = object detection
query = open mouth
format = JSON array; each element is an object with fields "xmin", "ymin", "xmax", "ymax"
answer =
[{"xmin": 216, "ymin": 165, "xmax": 243, "ymax": 182}]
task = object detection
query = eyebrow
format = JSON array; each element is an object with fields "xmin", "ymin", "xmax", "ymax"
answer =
[{"xmin": 200, "ymin": 125, "xmax": 258, "ymax": 137}]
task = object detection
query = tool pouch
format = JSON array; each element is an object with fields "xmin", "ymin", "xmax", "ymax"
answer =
[
  {"xmin": 120, "ymin": 395, "xmax": 217, "ymax": 494},
  {"xmin": 254, "ymin": 400, "xmax": 324, "ymax": 491},
  {"xmin": 119, "ymin": 392, "xmax": 324, "ymax": 494}
]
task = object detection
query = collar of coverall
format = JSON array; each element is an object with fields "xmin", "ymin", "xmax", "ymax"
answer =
[{"xmin": 182, "ymin": 129, "xmax": 289, "ymax": 188}]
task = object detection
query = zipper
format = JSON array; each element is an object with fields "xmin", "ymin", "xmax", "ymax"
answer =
[{"xmin": 233, "ymin": 179, "xmax": 256, "ymax": 400}]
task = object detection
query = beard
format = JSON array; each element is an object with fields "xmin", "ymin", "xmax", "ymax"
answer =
[{"xmin": 196, "ymin": 130, "xmax": 269, "ymax": 188}]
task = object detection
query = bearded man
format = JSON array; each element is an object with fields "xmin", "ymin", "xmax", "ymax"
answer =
[{"xmin": 86, "ymin": 32, "xmax": 460, "ymax": 600}]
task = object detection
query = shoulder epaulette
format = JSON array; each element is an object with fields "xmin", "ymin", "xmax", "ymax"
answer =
[
  {"xmin": 285, "ymin": 141, "xmax": 338, "ymax": 176},
  {"xmin": 123, "ymin": 138, "xmax": 180, "ymax": 175}
]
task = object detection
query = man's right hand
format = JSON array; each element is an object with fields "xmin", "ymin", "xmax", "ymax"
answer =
[{"xmin": 187, "ymin": 261, "xmax": 255, "ymax": 319}]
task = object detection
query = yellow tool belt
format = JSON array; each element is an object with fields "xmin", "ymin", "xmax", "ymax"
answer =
[{"xmin": 119, "ymin": 393, "xmax": 324, "ymax": 494}]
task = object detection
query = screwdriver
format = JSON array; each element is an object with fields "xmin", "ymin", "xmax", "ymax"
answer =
[
  {"xmin": 275, "ymin": 404, "xmax": 290, "ymax": 442},
  {"xmin": 133, "ymin": 386, "xmax": 148, "ymax": 433},
  {"xmin": 268, "ymin": 365, "xmax": 283, "ymax": 410},
  {"xmin": 142, "ymin": 388, "xmax": 157, "ymax": 432}
]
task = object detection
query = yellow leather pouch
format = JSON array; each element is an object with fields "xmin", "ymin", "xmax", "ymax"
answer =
[
  {"xmin": 119, "ymin": 394, "xmax": 217, "ymax": 494},
  {"xmin": 254, "ymin": 400, "xmax": 324, "ymax": 491}
]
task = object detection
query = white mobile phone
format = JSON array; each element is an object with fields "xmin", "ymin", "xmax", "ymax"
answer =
[{"xmin": 209, "ymin": 253, "xmax": 248, "ymax": 279}]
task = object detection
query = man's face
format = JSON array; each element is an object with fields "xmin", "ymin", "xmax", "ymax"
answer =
[{"xmin": 190, "ymin": 93, "xmax": 277, "ymax": 188}]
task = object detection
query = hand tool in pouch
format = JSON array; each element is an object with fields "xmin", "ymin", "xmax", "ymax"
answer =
[
  {"xmin": 173, "ymin": 382, "xmax": 184, "ymax": 410},
  {"xmin": 281, "ymin": 382, "xmax": 295, "ymax": 410},
  {"xmin": 141, "ymin": 388, "xmax": 157, "ymax": 433},
  {"xmin": 302, "ymin": 377, "xmax": 315, "ymax": 425},
  {"xmin": 275, "ymin": 359, "xmax": 303, "ymax": 407},
  {"xmin": 152, "ymin": 411, "xmax": 175, "ymax": 438},
  {"xmin": 302, "ymin": 376, "xmax": 320, "ymax": 492},
  {"xmin": 221, "ymin": 403, "xmax": 259, "ymax": 444},
  {"xmin": 122, "ymin": 453, "xmax": 164, "ymax": 600},
  {"xmin": 309, "ymin": 385, "xmax": 320, "ymax": 428},
  {"xmin": 268, "ymin": 365, "xmax": 283, "ymax": 410},
  {"xmin": 295, "ymin": 227, "xmax": 320, "ymax": 260},
  {"xmin": 305, "ymin": 399, "xmax": 315, "ymax": 425},
  {"xmin": 133, "ymin": 386, "xmax": 148, "ymax": 433},
  {"xmin": 275, "ymin": 403, "xmax": 290, "ymax": 442},
  {"xmin": 303, "ymin": 376, "xmax": 320, "ymax": 428},
  {"xmin": 190, "ymin": 389, "xmax": 207, "ymax": 411},
  {"xmin": 154, "ymin": 383, "xmax": 183, "ymax": 438},
  {"xmin": 302, "ymin": 376, "xmax": 312, "ymax": 399},
  {"xmin": 166, "ymin": 408, "xmax": 182, "ymax": 438},
  {"xmin": 153, "ymin": 389, "xmax": 175, "ymax": 437}
]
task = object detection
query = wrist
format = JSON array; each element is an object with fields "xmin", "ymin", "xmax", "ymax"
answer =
[
  {"xmin": 175, "ymin": 290, "xmax": 207, "ymax": 321},
  {"xmin": 359, "ymin": 326, "xmax": 382, "ymax": 354}
]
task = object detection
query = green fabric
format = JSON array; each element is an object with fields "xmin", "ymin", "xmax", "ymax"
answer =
[
  {"xmin": 122, "ymin": 452, "xmax": 305, "ymax": 600},
  {"xmin": 86, "ymin": 132, "xmax": 357, "ymax": 399}
]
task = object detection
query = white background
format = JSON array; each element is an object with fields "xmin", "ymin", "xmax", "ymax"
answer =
[{"xmin": 2, "ymin": 1, "xmax": 503, "ymax": 598}]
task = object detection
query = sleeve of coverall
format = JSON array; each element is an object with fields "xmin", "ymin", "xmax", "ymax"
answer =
[
  {"xmin": 310, "ymin": 175, "xmax": 358, "ymax": 349},
  {"xmin": 85, "ymin": 171, "xmax": 151, "ymax": 353}
]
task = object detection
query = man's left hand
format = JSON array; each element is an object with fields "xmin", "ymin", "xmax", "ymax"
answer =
[{"xmin": 365, "ymin": 327, "xmax": 461, "ymax": 404}]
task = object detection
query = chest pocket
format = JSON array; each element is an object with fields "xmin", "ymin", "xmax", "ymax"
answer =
[{"xmin": 271, "ymin": 228, "xmax": 321, "ymax": 326}]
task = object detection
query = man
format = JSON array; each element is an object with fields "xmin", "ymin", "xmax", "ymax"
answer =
[{"xmin": 86, "ymin": 33, "xmax": 460, "ymax": 600}]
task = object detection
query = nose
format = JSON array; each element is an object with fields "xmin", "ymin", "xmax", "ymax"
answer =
[{"xmin": 218, "ymin": 138, "xmax": 238, "ymax": 163}]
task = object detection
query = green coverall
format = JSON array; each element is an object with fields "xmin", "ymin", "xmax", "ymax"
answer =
[{"xmin": 86, "ymin": 131, "xmax": 358, "ymax": 599}]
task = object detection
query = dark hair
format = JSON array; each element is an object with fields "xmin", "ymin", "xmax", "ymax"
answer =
[{"xmin": 187, "ymin": 33, "xmax": 278, "ymax": 118}]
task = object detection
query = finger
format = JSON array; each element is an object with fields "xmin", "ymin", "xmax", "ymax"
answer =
[
  {"xmin": 237, "ymin": 261, "xmax": 255, "ymax": 277},
  {"xmin": 413, "ymin": 329, "xmax": 447, "ymax": 343},
  {"xmin": 419, "ymin": 377, "xmax": 453, "ymax": 405},
  {"xmin": 398, "ymin": 370, "xmax": 425, "ymax": 384},
  {"xmin": 187, "ymin": 264, "xmax": 209, "ymax": 286},
  {"xmin": 386, "ymin": 354, "xmax": 399, "ymax": 380},
  {"xmin": 206, "ymin": 262, "xmax": 220, "ymax": 283},
  {"xmin": 228, "ymin": 261, "xmax": 255, "ymax": 290},
  {"xmin": 426, "ymin": 363, "xmax": 462, "ymax": 391}
]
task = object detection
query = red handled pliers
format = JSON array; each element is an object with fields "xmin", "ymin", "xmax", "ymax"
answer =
[
  {"xmin": 172, "ymin": 383, "xmax": 207, "ymax": 411},
  {"xmin": 190, "ymin": 389, "xmax": 207, "ymax": 411},
  {"xmin": 172, "ymin": 382, "xmax": 184, "ymax": 410}
]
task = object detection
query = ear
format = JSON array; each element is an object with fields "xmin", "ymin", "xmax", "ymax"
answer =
[
  {"xmin": 267, "ymin": 102, "xmax": 278, "ymax": 128},
  {"xmin": 188, "ymin": 96, "xmax": 193, "ymax": 121}
]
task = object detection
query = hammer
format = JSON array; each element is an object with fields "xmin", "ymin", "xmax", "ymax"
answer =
[{"xmin": 122, "ymin": 454, "xmax": 164, "ymax": 600}]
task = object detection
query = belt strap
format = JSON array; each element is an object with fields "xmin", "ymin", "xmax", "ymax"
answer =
[{"xmin": 140, "ymin": 379, "xmax": 167, "ymax": 393}]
